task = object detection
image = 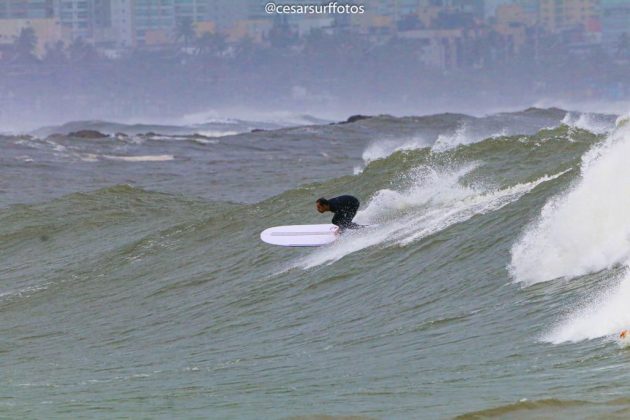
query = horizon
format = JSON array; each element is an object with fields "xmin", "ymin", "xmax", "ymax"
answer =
[{"xmin": 1, "ymin": 0, "xmax": 629, "ymax": 130}]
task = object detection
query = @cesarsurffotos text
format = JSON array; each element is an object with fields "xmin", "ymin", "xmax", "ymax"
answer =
[{"xmin": 265, "ymin": 1, "xmax": 366, "ymax": 15}]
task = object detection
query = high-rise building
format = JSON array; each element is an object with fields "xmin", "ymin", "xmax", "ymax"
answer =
[
  {"xmin": 133, "ymin": 0, "xmax": 175, "ymax": 45},
  {"xmin": 484, "ymin": 0, "xmax": 514, "ymax": 18},
  {"xmin": 417, "ymin": 0, "xmax": 484, "ymax": 19},
  {"xmin": 110, "ymin": 0, "xmax": 132, "ymax": 46},
  {"xmin": 56, "ymin": 0, "xmax": 94, "ymax": 40},
  {"xmin": 0, "ymin": 0, "xmax": 55, "ymax": 19},
  {"xmin": 174, "ymin": 0, "xmax": 206, "ymax": 23},
  {"xmin": 366, "ymin": 0, "xmax": 420, "ymax": 21},
  {"xmin": 205, "ymin": 0, "xmax": 248, "ymax": 29},
  {"xmin": 495, "ymin": 3, "xmax": 533, "ymax": 25},
  {"xmin": 447, "ymin": 0, "xmax": 484, "ymax": 20},
  {"xmin": 93, "ymin": 0, "xmax": 110, "ymax": 28},
  {"xmin": 94, "ymin": 0, "xmax": 132, "ymax": 47},
  {"xmin": 514, "ymin": 0, "xmax": 538, "ymax": 18},
  {"xmin": 538, "ymin": 0, "xmax": 599, "ymax": 32}
]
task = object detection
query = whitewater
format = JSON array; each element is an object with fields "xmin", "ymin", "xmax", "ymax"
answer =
[{"xmin": 3, "ymin": 108, "xmax": 630, "ymax": 419}]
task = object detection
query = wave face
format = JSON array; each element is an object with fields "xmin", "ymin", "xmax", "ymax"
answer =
[
  {"xmin": 3, "ymin": 108, "xmax": 630, "ymax": 418},
  {"xmin": 511, "ymin": 118, "xmax": 630, "ymax": 286}
]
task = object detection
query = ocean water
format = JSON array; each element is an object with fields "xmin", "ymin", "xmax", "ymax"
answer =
[{"xmin": 3, "ymin": 108, "xmax": 630, "ymax": 419}]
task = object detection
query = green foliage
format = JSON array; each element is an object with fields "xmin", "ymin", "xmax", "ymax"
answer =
[
  {"xmin": 195, "ymin": 31, "xmax": 226, "ymax": 56},
  {"xmin": 14, "ymin": 27, "xmax": 37, "ymax": 61},
  {"xmin": 176, "ymin": 17, "xmax": 196, "ymax": 49}
]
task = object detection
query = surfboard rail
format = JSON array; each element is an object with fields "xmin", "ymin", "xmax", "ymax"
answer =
[{"xmin": 260, "ymin": 224, "xmax": 339, "ymax": 247}]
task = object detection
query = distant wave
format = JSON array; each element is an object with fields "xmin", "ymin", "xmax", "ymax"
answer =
[
  {"xmin": 179, "ymin": 108, "xmax": 331, "ymax": 128},
  {"xmin": 353, "ymin": 108, "xmax": 607, "ymax": 173},
  {"xmin": 562, "ymin": 111, "xmax": 616, "ymax": 135},
  {"xmin": 357, "ymin": 135, "xmax": 430, "ymax": 170},
  {"xmin": 30, "ymin": 119, "xmax": 259, "ymax": 138}
]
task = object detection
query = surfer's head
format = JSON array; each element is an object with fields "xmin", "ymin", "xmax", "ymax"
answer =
[
  {"xmin": 316, "ymin": 198, "xmax": 330, "ymax": 213},
  {"xmin": 621, "ymin": 330, "xmax": 629, "ymax": 339}
]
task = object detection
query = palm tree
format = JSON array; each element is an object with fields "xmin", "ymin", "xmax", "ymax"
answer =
[
  {"xmin": 176, "ymin": 17, "xmax": 195, "ymax": 50},
  {"xmin": 268, "ymin": 15, "xmax": 296, "ymax": 48},
  {"xmin": 43, "ymin": 40, "xmax": 67, "ymax": 66},
  {"xmin": 68, "ymin": 37, "xmax": 98, "ymax": 63},
  {"xmin": 195, "ymin": 32, "xmax": 226, "ymax": 56},
  {"xmin": 234, "ymin": 36, "xmax": 256, "ymax": 62},
  {"xmin": 14, "ymin": 27, "xmax": 38, "ymax": 61}
]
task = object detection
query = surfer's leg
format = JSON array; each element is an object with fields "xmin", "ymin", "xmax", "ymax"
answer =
[
  {"xmin": 348, "ymin": 202, "xmax": 359, "ymax": 222},
  {"xmin": 341, "ymin": 203, "xmax": 361, "ymax": 229}
]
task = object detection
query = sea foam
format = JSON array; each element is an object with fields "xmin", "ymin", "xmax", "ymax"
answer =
[
  {"xmin": 295, "ymin": 164, "xmax": 562, "ymax": 269},
  {"xmin": 562, "ymin": 112, "xmax": 615, "ymax": 135},
  {"xmin": 510, "ymin": 118, "xmax": 630, "ymax": 286},
  {"xmin": 543, "ymin": 268, "xmax": 630, "ymax": 343}
]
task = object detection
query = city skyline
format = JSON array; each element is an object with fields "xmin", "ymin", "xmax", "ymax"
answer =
[
  {"xmin": 1, "ymin": 0, "xmax": 630, "ymax": 130},
  {"xmin": 0, "ymin": 0, "xmax": 626, "ymax": 53}
]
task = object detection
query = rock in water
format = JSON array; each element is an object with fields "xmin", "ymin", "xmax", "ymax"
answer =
[
  {"xmin": 68, "ymin": 130, "xmax": 109, "ymax": 139},
  {"xmin": 333, "ymin": 114, "xmax": 373, "ymax": 125}
]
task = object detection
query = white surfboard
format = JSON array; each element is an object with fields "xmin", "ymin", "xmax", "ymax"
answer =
[{"xmin": 260, "ymin": 224, "xmax": 339, "ymax": 247}]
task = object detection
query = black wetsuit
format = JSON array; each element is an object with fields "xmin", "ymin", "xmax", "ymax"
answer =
[{"xmin": 328, "ymin": 195, "xmax": 361, "ymax": 230}]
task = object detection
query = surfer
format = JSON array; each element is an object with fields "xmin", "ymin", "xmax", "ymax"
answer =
[{"xmin": 316, "ymin": 195, "xmax": 361, "ymax": 231}]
